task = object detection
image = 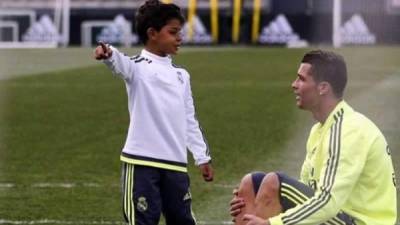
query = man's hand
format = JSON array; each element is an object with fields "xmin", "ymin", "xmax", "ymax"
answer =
[
  {"xmin": 243, "ymin": 214, "xmax": 270, "ymax": 225},
  {"xmin": 199, "ymin": 163, "xmax": 214, "ymax": 182},
  {"xmin": 94, "ymin": 41, "xmax": 112, "ymax": 60},
  {"xmin": 230, "ymin": 188, "xmax": 245, "ymax": 217}
]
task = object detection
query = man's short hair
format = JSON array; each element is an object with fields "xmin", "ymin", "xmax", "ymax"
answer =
[
  {"xmin": 301, "ymin": 50, "xmax": 347, "ymax": 98},
  {"xmin": 135, "ymin": 0, "xmax": 185, "ymax": 44}
]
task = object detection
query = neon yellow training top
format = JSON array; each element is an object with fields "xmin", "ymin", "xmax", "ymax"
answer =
[{"xmin": 269, "ymin": 101, "xmax": 397, "ymax": 225}]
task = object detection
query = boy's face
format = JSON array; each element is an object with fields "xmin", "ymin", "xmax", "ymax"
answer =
[
  {"xmin": 152, "ymin": 19, "xmax": 183, "ymax": 56},
  {"xmin": 291, "ymin": 63, "xmax": 321, "ymax": 110}
]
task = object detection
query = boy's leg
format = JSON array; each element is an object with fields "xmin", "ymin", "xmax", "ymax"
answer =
[
  {"xmin": 121, "ymin": 163, "xmax": 162, "ymax": 225},
  {"xmin": 160, "ymin": 169, "xmax": 196, "ymax": 225},
  {"xmin": 233, "ymin": 172, "xmax": 266, "ymax": 225}
]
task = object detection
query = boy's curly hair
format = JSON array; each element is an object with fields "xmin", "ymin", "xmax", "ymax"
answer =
[{"xmin": 135, "ymin": 0, "xmax": 185, "ymax": 44}]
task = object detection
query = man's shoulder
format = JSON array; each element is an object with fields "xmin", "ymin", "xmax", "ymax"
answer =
[
  {"xmin": 344, "ymin": 111, "xmax": 374, "ymax": 128},
  {"xmin": 342, "ymin": 111, "xmax": 383, "ymax": 139}
]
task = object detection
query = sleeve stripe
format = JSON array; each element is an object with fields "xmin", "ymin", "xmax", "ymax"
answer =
[
  {"xmin": 198, "ymin": 124, "xmax": 211, "ymax": 156},
  {"xmin": 130, "ymin": 54, "xmax": 140, "ymax": 60},
  {"xmin": 283, "ymin": 189, "xmax": 331, "ymax": 225},
  {"xmin": 283, "ymin": 110, "xmax": 344, "ymax": 224},
  {"xmin": 134, "ymin": 57, "xmax": 145, "ymax": 63},
  {"xmin": 282, "ymin": 110, "xmax": 344, "ymax": 225},
  {"xmin": 190, "ymin": 89, "xmax": 211, "ymax": 157},
  {"xmin": 283, "ymin": 111, "xmax": 344, "ymax": 224}
]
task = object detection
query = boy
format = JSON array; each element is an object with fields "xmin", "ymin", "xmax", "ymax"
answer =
[{"xmin": 94, "ymin": 1, "xmax": 214, "ymax": 225}]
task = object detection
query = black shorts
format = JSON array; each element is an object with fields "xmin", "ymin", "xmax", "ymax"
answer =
[
  {"xmin": 251, "ymin": 172, "xmax": 355, "ymax": 225},
  {"xmin": 121, "ymin": 163, "xmax": 196, "ymax": 225}
]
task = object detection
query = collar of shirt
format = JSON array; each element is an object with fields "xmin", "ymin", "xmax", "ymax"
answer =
[
  {"xmin": 316, "ymin": 100, "xmax": 353, "ymax": 134},
  {"xmin": 141, "ymin": 49, "xmax": 172, "ymax": 65}
]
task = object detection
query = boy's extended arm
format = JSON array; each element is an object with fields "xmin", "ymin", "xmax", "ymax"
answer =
[{"xmin": 96, "ymin": 43, "xmax": 135, "ymax": 81}]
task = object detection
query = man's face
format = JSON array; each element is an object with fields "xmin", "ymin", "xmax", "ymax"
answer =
[
  {"xmin": 291, "ymin": 63, "xmax": 320, "ymax": 110},
  {"xmin": 153, "ymin": 19, "xmax": 182, "ymax": 56}
]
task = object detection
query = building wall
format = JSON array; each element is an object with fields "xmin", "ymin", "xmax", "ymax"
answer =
[{"xmin": 1, "ymin": 0, "xmax": 399, "ymax": 45}]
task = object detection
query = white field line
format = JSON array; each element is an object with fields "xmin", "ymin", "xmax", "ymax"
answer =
[
  {"xmin": 0, "ymin": 182, "xmax": 235, "ymax": 189},
  {"xmin": 211, "ymin": 183, "xmax": 237, "ymax": 189},
  {"xmin": 0, "ymin": 182, "xmax": 236, "ymax": 225},
  {"xmin": 0, "ymin": 183, "xmax": 15, "ymax": 188},
  {"xmin": 0, "ymin": 219, "xmax": 234, "ymax": 225}
]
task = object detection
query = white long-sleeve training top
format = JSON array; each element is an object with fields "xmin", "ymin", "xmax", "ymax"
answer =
[{"xmin": 103, "ymin": 47, "xmax": 211, "ymax": 172}]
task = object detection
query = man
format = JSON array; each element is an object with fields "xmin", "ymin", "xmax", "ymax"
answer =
[{"xmin": 230, "ymin": 50, "xmax": 397, "ymax": 225}]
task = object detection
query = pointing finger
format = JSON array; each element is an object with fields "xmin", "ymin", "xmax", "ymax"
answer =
[{"xmin": 98, "ymin": 41, "xmax": 108, "ymax": 52}]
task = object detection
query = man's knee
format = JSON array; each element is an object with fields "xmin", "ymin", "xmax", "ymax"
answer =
[
  {"xmin": 237, "ymin": 173, "xmax": 255, "ymax": 196},
  {"xmin": 256, "ymin": 172, "xmax": 280, "ymax": 202},
  {"xmin": 238, "ymin": 172, "xmax": 267, "ymax": 196}
]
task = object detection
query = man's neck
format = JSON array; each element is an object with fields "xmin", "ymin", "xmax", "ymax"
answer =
[{"xmin": 312, "ymin": 98, "xmax": 341, "ymax": 124}]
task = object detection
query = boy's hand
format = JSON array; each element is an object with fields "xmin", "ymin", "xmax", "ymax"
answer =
[
  {"xmin": 199, "ymin": 163, "xmax": 214, "ymax": 182},
  {"xmin": 94, "ymin": 41, "xmax": 112, "ymax": 60}
]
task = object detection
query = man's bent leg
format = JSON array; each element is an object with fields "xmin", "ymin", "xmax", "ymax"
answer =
[
  {"xmin": 236, "ymin": 172, "xmax": 355, "ymax": 225},
  {"xmin": 234, "ymin": 172, "xmax": 266, "ymax": 225},
  {"xmin": 254, "ymin": 172, "xmax": 283, "ymax": 219},
  {"xmin": 274, "ymin": 172, "xmax": 355, "ymax": 225}
]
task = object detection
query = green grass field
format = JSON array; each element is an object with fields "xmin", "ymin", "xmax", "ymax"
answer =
[{"xmin": 0, "ymin": 47, "xmax": 399, "ymax": 225}]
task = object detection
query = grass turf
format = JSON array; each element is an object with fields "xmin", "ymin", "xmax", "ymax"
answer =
[{"xmin": 0, "ymin": 47, "xmax": 399, "ymax": 224}]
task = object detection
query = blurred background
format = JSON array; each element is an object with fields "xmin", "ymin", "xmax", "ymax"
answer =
[{"xmin": 0, "ymin": 0, "xmax": 400, "ymax": 47}]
